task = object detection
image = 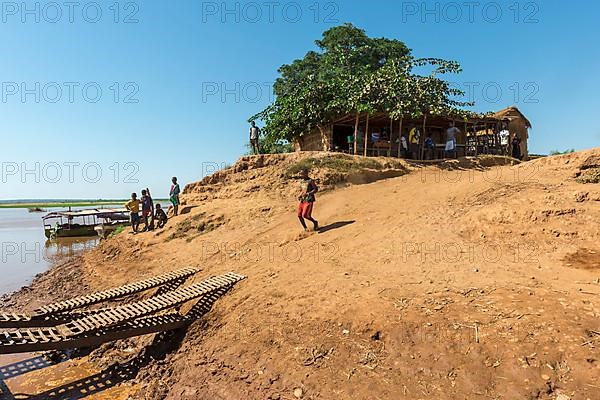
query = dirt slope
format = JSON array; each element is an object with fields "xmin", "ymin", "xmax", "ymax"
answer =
[{"xmin": 3, "ymin": 150, "xmax": 600, "ymax": 400}]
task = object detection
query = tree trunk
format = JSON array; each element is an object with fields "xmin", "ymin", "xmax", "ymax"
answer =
[
  {"xmin": 397, "ymin": 116, "xmax": 404, "ymax": 158},
  {"xmin": 364, "ymin": 114, "xmax": 370, "ymax": 157},
  {"xmin": 420, "ymin": 114, "xmax": 427, "ymax": 160},
  {"xmin": 389, "ymin": 117, "xmax": 393, "ymax": 157},
  {"xmin": 353, "ymin": 112, "xmax": 359, "ymax": 155}
]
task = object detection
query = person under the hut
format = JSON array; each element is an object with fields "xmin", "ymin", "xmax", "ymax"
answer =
[
  {"xmin": 499, "ymin": 124, "xmax": 510, "ymax": 155},
  {"xmin": 424, "ymin": 134, "xmax": 435, "ymax": 160},
  {"xmin": 511, "ymin": 135, "xmax": 522, "ymax": 160},
  {"xmin": 400, "ymin": 135, "xmax": 408, "ymax": 158},
  {"xmin": 445, "ymin": 121, "xmax": 460, "ymax": 159},
  {"xmin": 408, "ymin": 125, "xmax": 420, "ymax": 159}
]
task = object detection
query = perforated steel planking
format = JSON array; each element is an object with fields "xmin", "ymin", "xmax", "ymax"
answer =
[
  {"xmin": 0, "ymin": 267, "xmax": 199, "ymax": 328},
  {"xmin": 0, "ymin": 272, "xmax": 246, "ymax": 354}
]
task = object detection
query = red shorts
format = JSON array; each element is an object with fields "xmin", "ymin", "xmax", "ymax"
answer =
[
  {"xmin": 297, "ymin": 202, "xmax": 313, "ymax": 218},
  {"xmin": 142, "ymin": 209, "xmax": 152, "ymax": 217}
]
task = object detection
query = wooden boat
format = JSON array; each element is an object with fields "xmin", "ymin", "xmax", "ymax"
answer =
[{"xmin": 43, "ymin": 208, "xmax": 130, "ymax": 239}]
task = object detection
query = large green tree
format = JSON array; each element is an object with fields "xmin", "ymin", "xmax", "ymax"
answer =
[{"xmin": 250, "ymin": 24, "xmax": 474, "ymax": 153}]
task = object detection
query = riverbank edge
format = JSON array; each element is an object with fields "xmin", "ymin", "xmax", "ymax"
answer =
[
  {"xmin": 0, "ymin": 254, "xmax": 90, "ymax": 313},
  {"xmin": 0, "ymin": 199, "xmax": 171, "ymax": 209}
]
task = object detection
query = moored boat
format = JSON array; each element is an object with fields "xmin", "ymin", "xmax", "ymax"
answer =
[{"xmin": 43, "ymin": 208, "xmax": 130, "ymax": 239}]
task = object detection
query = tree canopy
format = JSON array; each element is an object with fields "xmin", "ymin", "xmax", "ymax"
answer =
[{"xmin": 249, "ymin": 23, "xmax": 476, "ymax": 151}]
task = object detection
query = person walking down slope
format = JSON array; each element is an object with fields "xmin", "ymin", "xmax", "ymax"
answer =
[
  {"xmin": 124, "ymin": 192, "xmax": 141, "ymax": 233},
  {"xmin": 297, "ymin": 169, "xmax": 319, "ymax": 232},
  {"xmin": 170, "ymin": 177, "xmax": 181, "ymax": 216},
  {"xmin": 250, "ymin": 121, "xmax": 261, "ymax": 155}
]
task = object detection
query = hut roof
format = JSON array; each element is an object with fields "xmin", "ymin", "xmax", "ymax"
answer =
[{"xmin": 492, "ymin": 106, "xmax": 532, "ymax": 128}]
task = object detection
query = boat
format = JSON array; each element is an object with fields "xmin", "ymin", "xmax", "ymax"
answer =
[{"xmin": 43, "ymin": 208, "xmax": 130, "ymax": 239}]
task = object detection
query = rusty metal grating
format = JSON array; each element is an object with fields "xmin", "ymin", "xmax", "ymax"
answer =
[
  {"xmin": 0, "ymin": 272, "xmax": 246, "ymax": 354},
  {"xmin": 0, "ymin": 267, "xmax": 199, "ymax": 327},
  {"xmin": 57, "ymin": 272, "xmax": 245, "ymax": 337}
]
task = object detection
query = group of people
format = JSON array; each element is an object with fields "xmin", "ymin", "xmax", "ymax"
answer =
[
  {"xmin": 500, "ymin": 127, "xmax": 523, "ymax": 160},
  {"xmin": 123, "ymin": 177, "xmax": 181, "ymax": 234},
  {"xmin": 400, "ymin": 122, "xmax": 460, "ymax": 160}
]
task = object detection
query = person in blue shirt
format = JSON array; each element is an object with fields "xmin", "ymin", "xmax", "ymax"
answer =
[{"xmin": 424, "ymin": 135, "xmax": 435, "ymax": 160}]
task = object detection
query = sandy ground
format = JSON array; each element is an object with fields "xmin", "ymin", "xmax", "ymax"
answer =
[{"xmin": 1, "ymin": 150, "xmax": 599, "ymax": 400}]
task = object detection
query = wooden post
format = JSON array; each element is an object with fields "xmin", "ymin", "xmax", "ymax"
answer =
[
  {"xmin": 353, "ymin": 112, "xmax": 359, "ymax": 155},
  {"xmin": 463, "ymin": 121, "xmax": 467, "ymax": 157},
  {"xmin": 397, "ymin": 115, "xmax": 404, "ymax": 158},
  {"xmin": 364, "ymin": 113, "xmax": 370, "ymax": 157},
  {"xmin": 474, "ymin": 122, "xmax": 479, "ymax": 157},
  {"xmin": 389, "ymin": 117, "xmax": 393, "ymax": 157},
  {"xmin": 419, "ymin": 114, "xmax": 427, "ymax": 160}
]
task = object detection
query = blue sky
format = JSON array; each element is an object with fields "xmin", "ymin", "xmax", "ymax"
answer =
[{"xmin": 0, "ymin": 0, "xmax": 598, "ymax": 199}]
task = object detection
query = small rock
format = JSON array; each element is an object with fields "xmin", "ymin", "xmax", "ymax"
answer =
[
  {"xmin": 541, "ymin": 373, "xmax": 550, "ymax": 381},
  {"xmin": 342, "ymin": 329, "xmax": 350, "ymax": 335},
  {"xmin": 293, "ymin": 387, "xmax": 303, "ymax": 398}
]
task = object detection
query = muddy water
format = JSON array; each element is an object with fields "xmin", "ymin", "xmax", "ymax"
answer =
[
  {"xmin": 0, "ymin": 207, "xmax": 135, "ymax": 399},
  {"xmin": 0, "ymin": 352, "xmax": 133, "ymax": 399},
  {"xmin": 0, "ymin": 207, "xmax": 115, "ymax": 296}
]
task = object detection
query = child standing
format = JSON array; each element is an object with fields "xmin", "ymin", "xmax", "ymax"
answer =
[{"xmin": 124, "ymin": 192, "xmax": 141, "ymax": 233}]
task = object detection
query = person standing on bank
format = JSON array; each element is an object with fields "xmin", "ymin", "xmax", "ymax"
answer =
[
  {"xmin": 124, "ymin": 192, "xmax": 141, "ymax": 233},
  {"xmin": 250, "ymin": 121, "xmax": 261, "ymax": 155},
  {"xmin": 297, "ymin": 169, "xmax": 319, "ymax": 232},
  {"xmin": 170, "ymin": 177, "xmax": 181, "ymax": 216},
  {"xmin": 140, "ymin": 188, "xmax": 154, "ymax": 232}
]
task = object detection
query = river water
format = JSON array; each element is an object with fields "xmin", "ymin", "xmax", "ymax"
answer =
[
  {"xmin": 0, "ymin": 206, "xmax": 135, "ymax": 399},
  {"xmin": 0, "ymin": 207, "xmax": 118, "ymax": 296}
]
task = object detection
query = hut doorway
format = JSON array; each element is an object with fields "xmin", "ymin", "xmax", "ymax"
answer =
[{"xmin": 332, "ymin": 125, "xmax": 355, "ymax": 153}]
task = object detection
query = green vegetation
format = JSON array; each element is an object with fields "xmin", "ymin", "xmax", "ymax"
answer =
[
  {"xmin": 250, "ymin": 23, "xmax": 478, "ymax": 150},
  {"xmin": 108, "ymin": 225, "xmax": 126, "ymax": 238},
  {"xmin": 549, "ymin": 149, "xmax": 576, "ymax": 155},
  {"xmin": 286, "ymin": 155, "xmax": 385, "ymax": 177}
]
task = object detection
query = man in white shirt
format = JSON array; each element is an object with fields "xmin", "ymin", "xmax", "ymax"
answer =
[
  {"xmin": 401, "ymin": 135, "xmax": 408, "ymax": 158},
  {"xmin": 445, "ymin": 121, "xmax": 460, "ymax": 158},
  {"xmin": 499, "ymin": 127, "xmax": 510, "ymax": 155}
]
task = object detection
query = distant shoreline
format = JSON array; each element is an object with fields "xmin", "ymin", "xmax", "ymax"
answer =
[{"xmin": 0, "ymin": 199, "xmax": 170, "ymax": 209}]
